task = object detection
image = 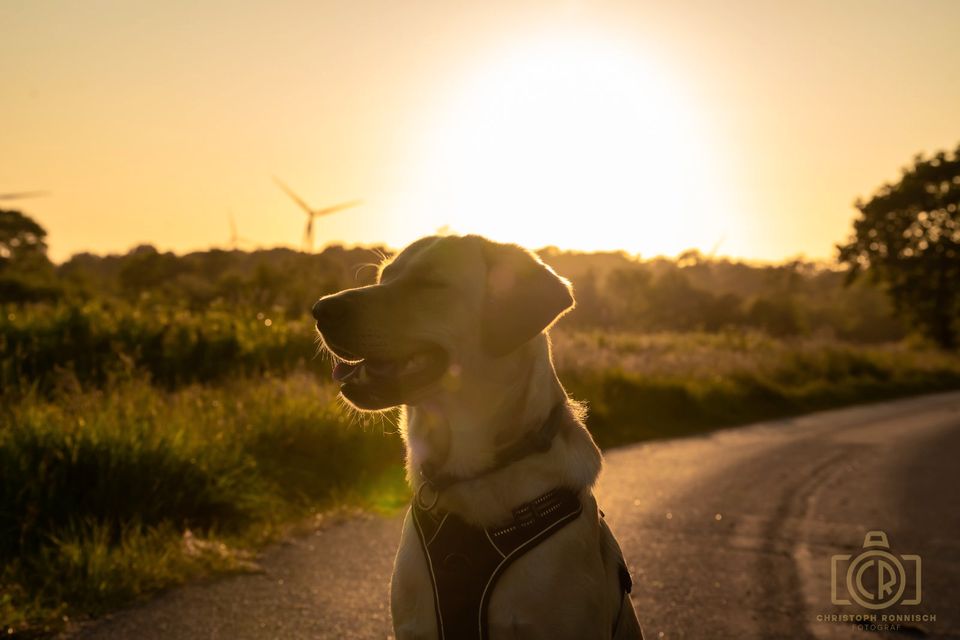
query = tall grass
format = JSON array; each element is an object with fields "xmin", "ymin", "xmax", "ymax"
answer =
[
  {"xmin": 0, "ymin": 374, "xmax": 404, "ymax": 634},
  {"xmin": 0, "ymin": 302, "xmax": 318, "ymax": 392},
  {"xmin": 556, "ymin": 331, "xmax": 960, "ymax": 445},
  {"xmin": 2, "ymin": 331, "xmax": 960, "ymax": 635}
]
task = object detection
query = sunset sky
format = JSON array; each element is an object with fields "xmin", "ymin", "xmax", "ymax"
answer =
[{"xmin": 2, "ymin": 0, "xmax": 959, "ymax": 263}]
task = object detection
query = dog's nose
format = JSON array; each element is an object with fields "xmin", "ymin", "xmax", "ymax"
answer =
[{"xmin": 312, "ymin": 296, "xmax": 348, "ymax": 326}]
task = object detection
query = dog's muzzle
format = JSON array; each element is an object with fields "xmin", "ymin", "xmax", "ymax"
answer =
[{"xmin": 312, "ymin": 294, "xmax": 449, "ymax": 410}]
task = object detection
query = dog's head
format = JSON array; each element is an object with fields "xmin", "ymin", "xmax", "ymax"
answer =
[{"xmin": 312, "ymin": 235, "xmax": 574, "ymax": 410}]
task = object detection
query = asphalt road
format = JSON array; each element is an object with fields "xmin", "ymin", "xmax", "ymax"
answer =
[{"xmin": 74, "ymin": 392, "xmax": 960, "ymax": 640}]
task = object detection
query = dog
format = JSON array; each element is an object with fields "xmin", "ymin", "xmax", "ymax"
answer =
[{"xmin": 312, "ymin": 235, "xmax": 643, "ymax": 640}]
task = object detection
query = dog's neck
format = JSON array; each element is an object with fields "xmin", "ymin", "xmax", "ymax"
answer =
[{"xmin": 401, "ymin": 334, "xmax": 603, "ymax": 526}]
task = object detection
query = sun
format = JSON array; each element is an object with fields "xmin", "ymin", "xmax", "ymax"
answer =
[{"xmin": 397, "ymin": 32, "xmax": 734, "ymax": 257}]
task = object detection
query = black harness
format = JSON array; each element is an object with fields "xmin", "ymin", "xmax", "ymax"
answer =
[
  {"xmin": 409, "ymin": 403, "xmax": 633, "ymax": 639},
  {"xmin": 412, "ymin": 487, "xmax": 583, "ymax": 640}
]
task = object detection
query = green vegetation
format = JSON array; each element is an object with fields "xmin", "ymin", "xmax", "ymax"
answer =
[
  {"xmin": 1, "ymin": 301, "xmax": 318, "ymax": 392},
  {"xmin": 0, "ymin": 209, "xmax": 913, "ymax": 348},
  {"xmin": 3, "ymin": 193, "xmax": 960, "ymax": 635},
  {"xmin": 4, "ymin": 330, "xmax": 960, "ymax": 635},
  {"xmin": 1, "ymin": 374, "xmax": 405, "ymax": 635},
  {"xmin": 555, "ymin": 331, "xmax": 960, "ymax": 446}
]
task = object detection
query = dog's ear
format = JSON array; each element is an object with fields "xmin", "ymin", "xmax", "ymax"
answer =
[{"xmin": 480, "ymin": 240, "xmax": 575, "ymax": 356}]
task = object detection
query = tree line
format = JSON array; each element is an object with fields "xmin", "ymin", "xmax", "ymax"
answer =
[
  {"xmin": 0, "ymin": 211, "xmax": 903, "ymax": 342},
  {"xmin": 2, "ymin": 141, "xmax": 958, "ymax": 350}
]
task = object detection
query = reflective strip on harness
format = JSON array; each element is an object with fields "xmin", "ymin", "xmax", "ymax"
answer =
[{"xmin": 411, "ymin": 487, "xmax": 583, "ymax": 640}]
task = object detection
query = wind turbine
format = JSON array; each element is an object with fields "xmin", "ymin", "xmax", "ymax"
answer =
[
  {"xmin": 227, "ymin": 211, "xmax": 254, "ymax": 250},
  {"xmin": 272, "ymin": 176, "xmax": 361, "ymax": 252},
  {"xmin": 707, "ymin": 233, "xmax": 727, "ymax": 260}
]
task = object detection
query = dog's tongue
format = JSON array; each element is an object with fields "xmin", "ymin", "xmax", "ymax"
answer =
[{"xmin": 332, "ymin": 361, "xmax": 362, "ymax": 382}]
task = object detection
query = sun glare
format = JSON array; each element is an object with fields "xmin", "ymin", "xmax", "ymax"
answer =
[{"xmin": 400, "ymin": 33, "xmax": 734, "ymax": 256}]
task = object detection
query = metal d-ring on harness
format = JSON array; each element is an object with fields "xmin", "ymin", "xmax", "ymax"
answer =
[
  {"xmin": 415, "ymin": 476, "xmax": 440, "ymax": 511},
  {"xmin": 408, "ymin": 402, "xmax": 633, "ymax": 640}
]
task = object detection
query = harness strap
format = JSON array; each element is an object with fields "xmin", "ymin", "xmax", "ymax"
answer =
[
  {"xmin": 412, "ymin": 487, "xmax": 582, "ymax": 640},
  {"xmin": 600, "ymin": 515, "xmax": 634, "ymax": 635}
]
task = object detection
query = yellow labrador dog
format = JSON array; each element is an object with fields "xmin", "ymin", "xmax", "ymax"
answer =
[{"xmin": 312, "ymin": 235, "xmax": 643, "ymax": 640}]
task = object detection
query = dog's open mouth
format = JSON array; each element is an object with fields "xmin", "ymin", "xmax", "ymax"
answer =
[{"xmin": 329, "ymin": 345, "xmax": 449, "ymax": 410}]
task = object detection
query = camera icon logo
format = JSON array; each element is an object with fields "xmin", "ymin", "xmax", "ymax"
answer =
[{"xmin": 831, "ymin": 531, "xmax": 921, "ymax": 609}]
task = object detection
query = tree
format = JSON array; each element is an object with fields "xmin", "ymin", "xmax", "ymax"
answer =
[
  {"xmin": 0, "ymin": 210, "xmax": 48, "ymax": 267},
  {"xmin": 0, "ymin": 210, "xmax": 58, "ymax": 302},
  {"xmin": 838, "ymin": 144, "xmax": 960, "ymax": 349}
]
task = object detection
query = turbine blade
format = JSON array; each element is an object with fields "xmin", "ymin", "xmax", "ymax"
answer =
[
  {"xmin": 708, "ymin": 233, "xmax": 727, "ymax": 258},
  {"xmin": 272, "ymin": 176, "xmax": 314, "ymax": 215},
  {"xmin": 0, "ymin": 190, "xmax": 49, "ymax": 201},
  {"xmin": 314, "ymin": 199, "xmax": 362, "ymax": 217}
]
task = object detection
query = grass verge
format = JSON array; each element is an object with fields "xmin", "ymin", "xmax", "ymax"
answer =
[{"xmin": 0, "ymin": 374, "xmax": 404, "ymax": 636}]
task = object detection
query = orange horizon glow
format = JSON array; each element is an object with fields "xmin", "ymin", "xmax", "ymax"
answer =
[{"xmin": 2, "ymin": 1, "xmax": 959, "ymax": 264}]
